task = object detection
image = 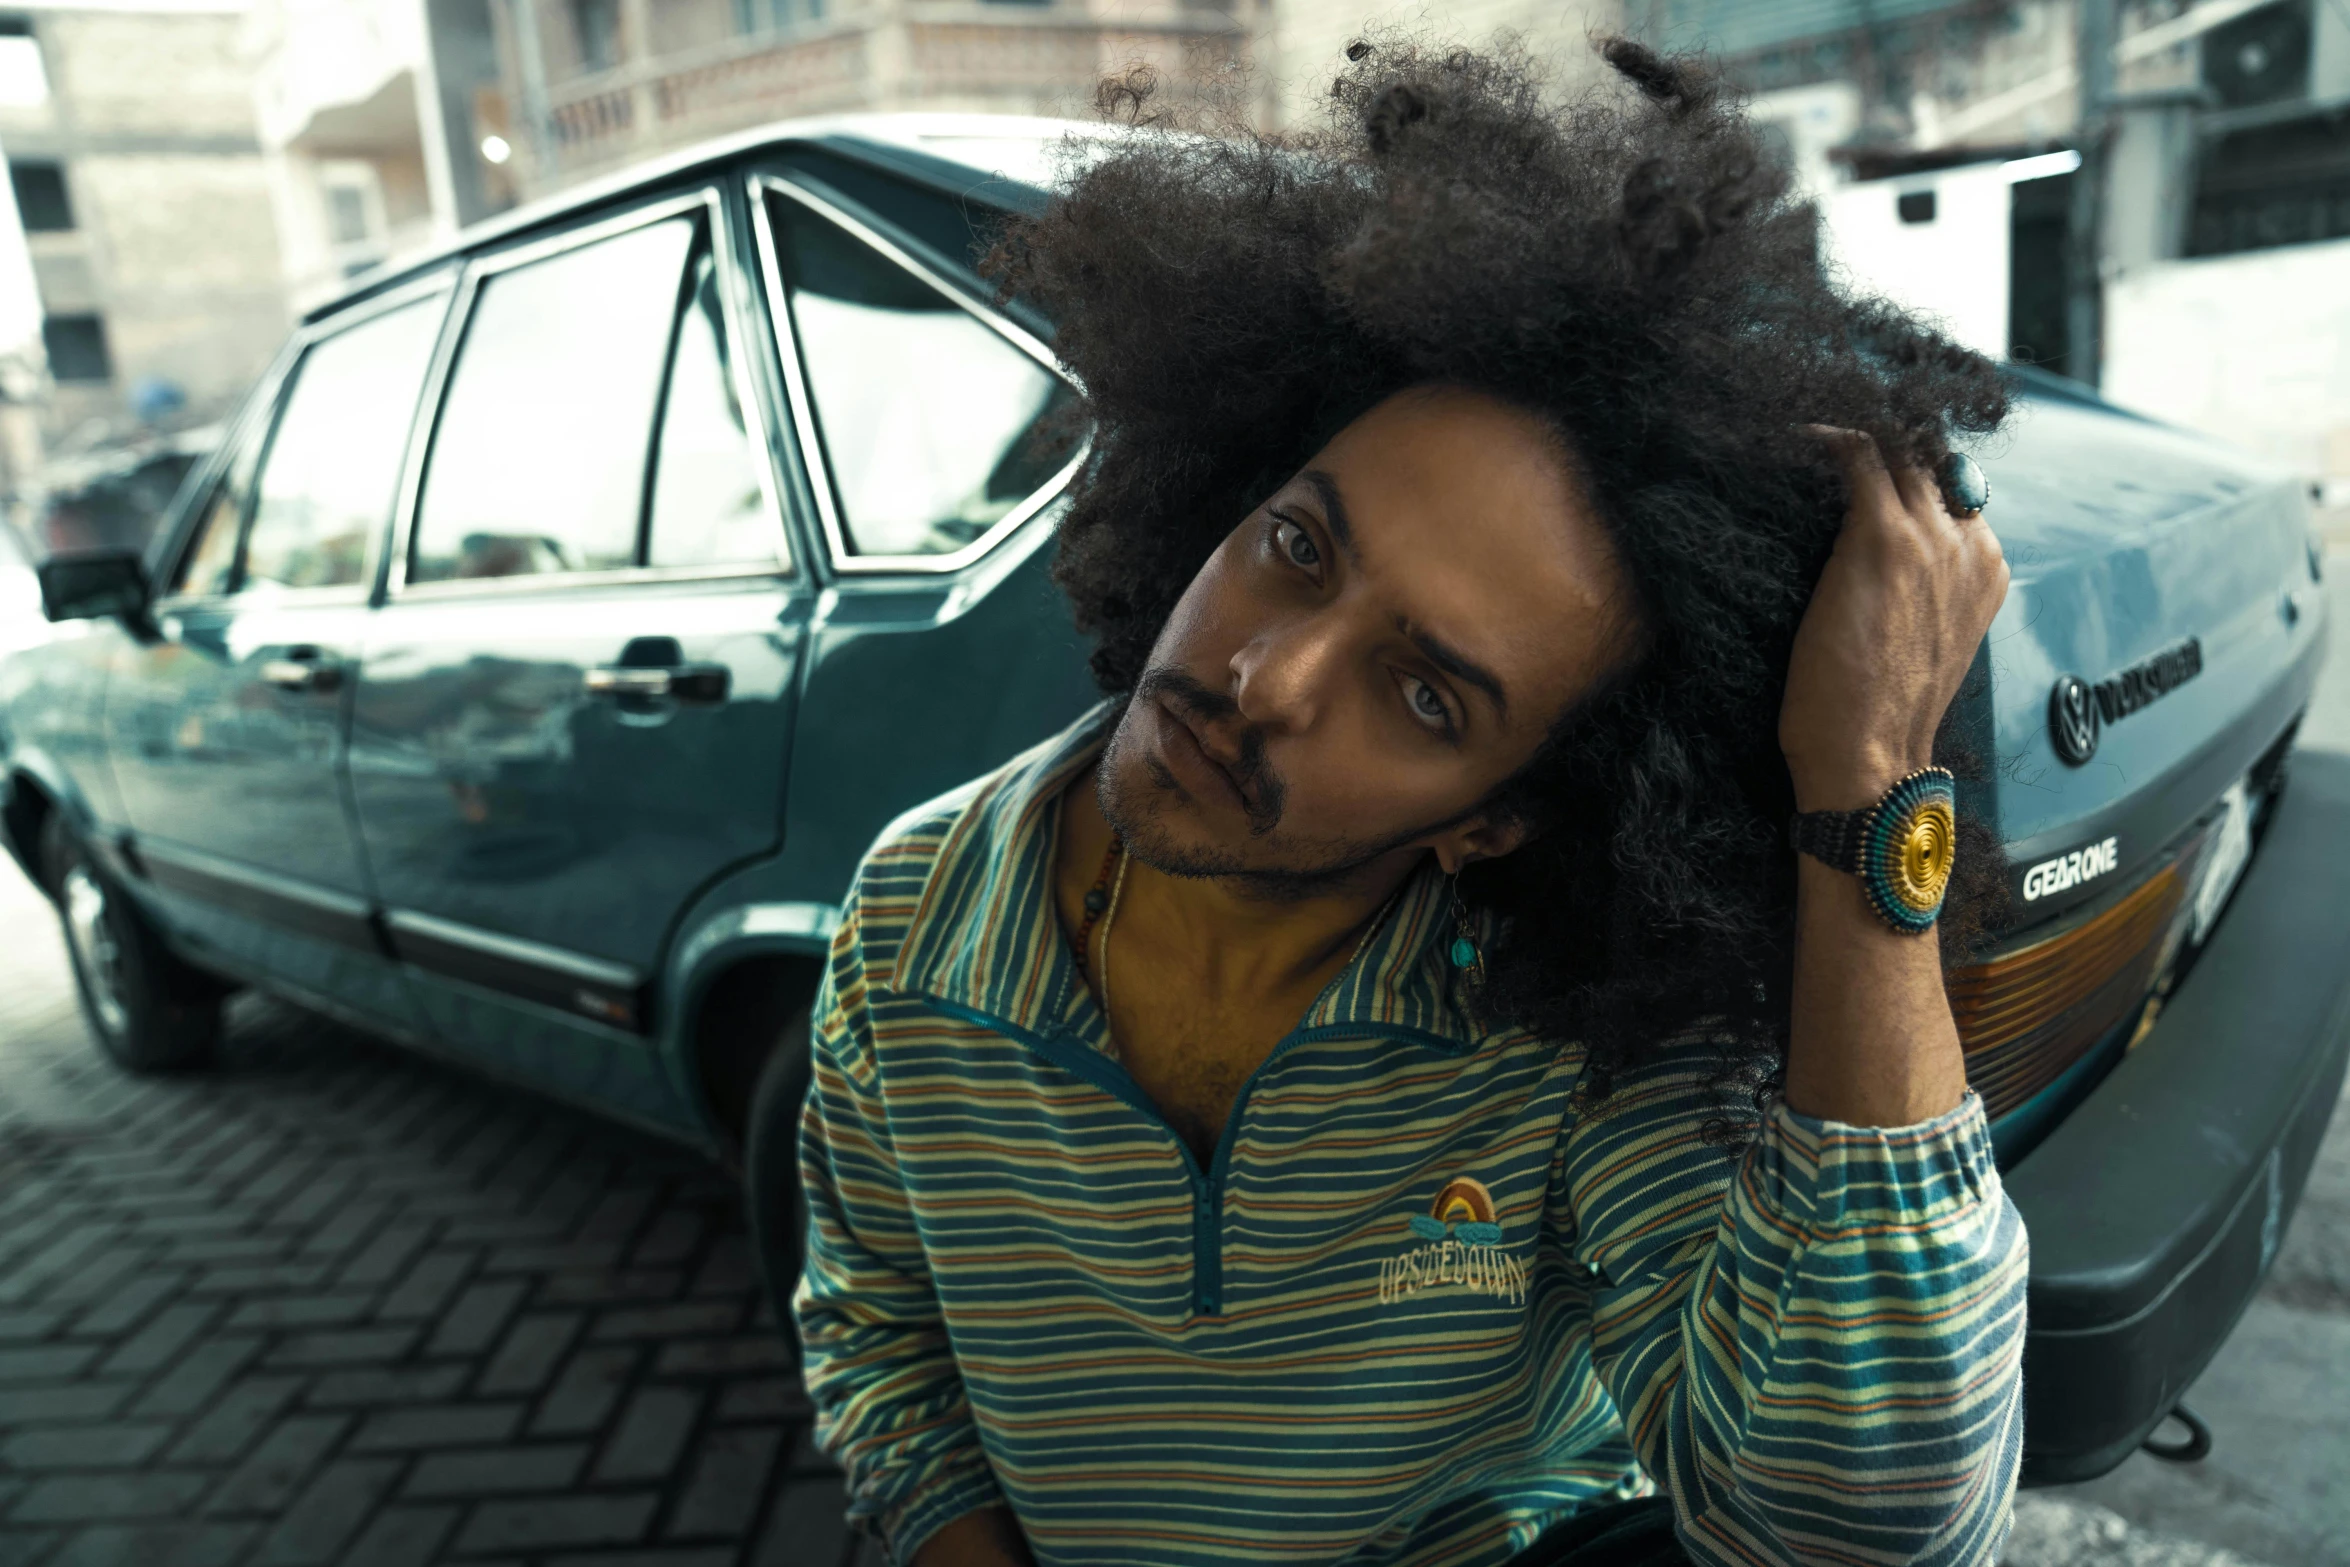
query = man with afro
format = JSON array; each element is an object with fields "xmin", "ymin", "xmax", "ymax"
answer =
[{"xmin": 791, "ymin": 36, "xmax": 2027, "ymax": 1567}]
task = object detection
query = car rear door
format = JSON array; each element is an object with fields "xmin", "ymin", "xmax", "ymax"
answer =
[
  {"xmin": 102, "ymin": 279, "xmax": 451, "ymax": 1024},
  {"xmin": 346, "ymin": 185, "xmax": 804, "ymax": 1132},
  {"xmin": 730, "ymin": 153, "xmax": 1102, "ymax": 907}
]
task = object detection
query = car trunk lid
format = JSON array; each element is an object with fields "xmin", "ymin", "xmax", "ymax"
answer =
[{"xmin": 1955, "ymin": 385, "xmax": 2325, "ymax": 1162}]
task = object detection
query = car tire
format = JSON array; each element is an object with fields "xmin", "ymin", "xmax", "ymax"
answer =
[
  {"xmin": 743, "ymin": 1007, "xmax": 815, "ymax": 1365},
  {"xmin": 40, "ymin": 814, "xmax": 224, "ymax": 1073}
]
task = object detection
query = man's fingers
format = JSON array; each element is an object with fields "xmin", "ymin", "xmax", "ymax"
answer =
[
  {"xmin": 1888, "ymin": 462, "xmax": 1943, "ymax": 531},
  {"xmin": 1807, "ymin": 423, "xmax": 1978, "ymax": 538},
  {"xmin": 1805, "ymin": 423, "xmax": 1903, "ymax": 528}
]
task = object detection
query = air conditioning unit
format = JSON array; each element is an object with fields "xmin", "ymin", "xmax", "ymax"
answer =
[{"xmin": 2203, "ymin": 0, "xmax": 2313, "ymax": 108}]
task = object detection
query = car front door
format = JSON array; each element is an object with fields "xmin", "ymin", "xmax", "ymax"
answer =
[
  {"xmin": 346, "ymin": 187, "xmax": 804, "ymax": 1135},
  {"xmin": 102, "ymin": 279, "xmax": 451, "ymax": 1024}
]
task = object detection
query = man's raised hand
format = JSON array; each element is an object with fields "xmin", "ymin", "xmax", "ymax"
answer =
[{"xmin": 1778, "ymin": 427, "xmax": 2010, "ymax": 813}]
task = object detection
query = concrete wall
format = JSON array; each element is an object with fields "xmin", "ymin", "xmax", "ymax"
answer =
[
  {"xmin": 650, "ymin": 0, "xmax": 745, "ymax": 58},
  {"xmin": 2104, "ymin": 237, "xmax": 2350, "ymax": 490},
  {"xmin": 43, "ymin": 9, "xmax": 262, "ymax": 139}
]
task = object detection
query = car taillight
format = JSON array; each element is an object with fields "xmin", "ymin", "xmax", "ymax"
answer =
[{"xmin": 1948, "ymin": 862, "xmax": 2190, "ymax": 1120}]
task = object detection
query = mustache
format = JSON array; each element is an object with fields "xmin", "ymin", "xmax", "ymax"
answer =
[{"xmin": 1136, "ymin": 666, "xmax": 1287, "ymax": 834}]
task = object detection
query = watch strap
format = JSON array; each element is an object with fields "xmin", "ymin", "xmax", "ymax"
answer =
[{"xmin": 1789, "ymin": 803, "xmax": 1870, "ymax": 876}]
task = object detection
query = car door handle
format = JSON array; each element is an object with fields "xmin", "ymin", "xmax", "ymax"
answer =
[
  {"xmin": 259, "ymin": 649, "xmax": 344, "ymax": 693},
  {"xmin": 583, "ymin": 663, "xmax": 729, "ymax": 703}
]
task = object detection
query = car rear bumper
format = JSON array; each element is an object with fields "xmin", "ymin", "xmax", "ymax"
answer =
[{"xmin": 2009, "ymin": 745, "xmax": 2350, "ymax": 1485}]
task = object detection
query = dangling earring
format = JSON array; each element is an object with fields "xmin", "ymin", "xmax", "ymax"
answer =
[{"xmin": 1448, "ymin": 873, "xmax": 1483, "ymax": 984}]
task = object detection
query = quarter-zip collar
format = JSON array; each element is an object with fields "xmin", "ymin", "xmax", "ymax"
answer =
[{"xmin": 889, "ymin": 702, "xmax": 1487, "ymax": 1058}]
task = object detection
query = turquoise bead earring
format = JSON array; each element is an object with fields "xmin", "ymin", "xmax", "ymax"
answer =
[{"xmin": 1448, "ymin": 875, "xmax": 1483, "ymax": 981}]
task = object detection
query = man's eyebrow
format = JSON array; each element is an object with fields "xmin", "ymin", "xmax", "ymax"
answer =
[
  {"xmin": 1400, "ymin": 619, "xmax": 1509, "ymax": 719},
  {"xmin": 1299, "ymin": 469, "xmax": 1357, "ymax": 561}
]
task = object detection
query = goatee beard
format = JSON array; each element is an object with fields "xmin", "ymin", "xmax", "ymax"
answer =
[{"xmin": 1096, "ymin": 677, "xmax": 1470, "ymax": 905}]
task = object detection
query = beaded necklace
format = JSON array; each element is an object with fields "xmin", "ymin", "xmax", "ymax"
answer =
[{"xmin": 1070, "ymin": 833, "xmax": 1127, "ymax": 983}]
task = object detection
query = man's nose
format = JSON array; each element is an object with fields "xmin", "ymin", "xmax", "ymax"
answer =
[{"xmin": 1230, "ymin": 614, "xmax": 1341, "ymax": 735}]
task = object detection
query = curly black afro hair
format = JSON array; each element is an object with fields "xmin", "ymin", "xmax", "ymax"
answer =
[{"xmin": 986, "ymin": 36, "xmax": 2010, "ymax": 1119}]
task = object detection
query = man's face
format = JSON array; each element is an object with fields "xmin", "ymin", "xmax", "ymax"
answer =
[{"xmin": 1099, "ymin": 385, "xmax": 1636, "ymax": 895}]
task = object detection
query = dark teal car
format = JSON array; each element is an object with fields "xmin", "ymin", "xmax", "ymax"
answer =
[{"xmin": 1, "ymin": 114, "xmax": 2342, "ymax": 1491}]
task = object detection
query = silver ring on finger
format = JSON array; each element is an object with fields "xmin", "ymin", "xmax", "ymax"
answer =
[{"xmin": 1938, "ymin": 450, "xmax": 1990, "ymax": 518}]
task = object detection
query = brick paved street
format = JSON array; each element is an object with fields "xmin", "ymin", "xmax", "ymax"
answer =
[{"xmin": 0, "ymin": 856, "xmax": 872, "ymax": 1567}]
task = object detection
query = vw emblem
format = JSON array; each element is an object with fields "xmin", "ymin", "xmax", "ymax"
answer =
[{"xmin": 2049, "ymin": 675, "xmax": 2100, "ymax": 765}]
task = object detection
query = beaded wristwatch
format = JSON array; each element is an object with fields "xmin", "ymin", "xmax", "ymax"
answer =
[{"xmin": 1790, "ymin": 767, "xmax": 1958, "ymax": 934}]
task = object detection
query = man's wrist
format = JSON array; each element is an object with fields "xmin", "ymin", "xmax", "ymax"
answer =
[{"xmin": 1788, "ymin": 748, "xmax": 1934, "ymax": 814}]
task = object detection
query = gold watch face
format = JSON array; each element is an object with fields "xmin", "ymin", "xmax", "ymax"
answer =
[{"xmin": 1891, "ymin": 799, "xmax": 1957, "ymax": 912}]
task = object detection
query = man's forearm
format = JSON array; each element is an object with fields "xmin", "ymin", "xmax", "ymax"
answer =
[
  {"xmin": 1783, "ymin": 851, "xmax": 1968, "ymax": 1127},
  {"xmin": 1775, "ymin": 428, "xmax": 2008, "ymax": 1131}
]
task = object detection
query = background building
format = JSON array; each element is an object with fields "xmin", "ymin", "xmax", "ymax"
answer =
[
  {"xmin": 249, "ymin": 0, "xmax": 505, "ymax": 311},
  {"xmin": 483, "ymin": 0, "xmax": 1259, "ymax": 206},
  {"xmin": 1653, "ymin": 0, "xmax": 2350, "ymax": 493},
  {"xmin": 0, "ymin": 0, "xmax": 286, "ymax": 472},
  {"xmin": 1267, "ymin": 0, "xmax": 1619, "ymax": 125}
]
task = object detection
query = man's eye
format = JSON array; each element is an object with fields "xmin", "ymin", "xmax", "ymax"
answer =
[
  {"xmin": 1275, "ymin": 517, "xmax": 1320, "ymax": 569},
  {"xmin": 1406, "ymin": 677, "xmax": 1452, "ymax": 730}
]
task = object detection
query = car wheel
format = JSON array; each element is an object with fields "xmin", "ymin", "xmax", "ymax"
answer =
[
  {"xmin": 41, "ymin": 815, "xmax": 223, "ymax": 1072},
  {"xmin": 743, "ymin": 1008, "xmax": 814, "ymax": 1364}
]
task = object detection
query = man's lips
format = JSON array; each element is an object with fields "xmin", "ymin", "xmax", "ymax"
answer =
[{"xmin": 1153, "ymin": 693, "xmax": 1252, "ymax": 814}]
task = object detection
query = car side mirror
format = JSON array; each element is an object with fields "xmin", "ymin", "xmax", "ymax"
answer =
[{"xmin": 37, "ymin": 548, "xmax": 151, "ymax": 625}]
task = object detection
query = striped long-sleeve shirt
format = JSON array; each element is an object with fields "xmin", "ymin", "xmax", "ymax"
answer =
[{"xmin": 793, "ymin": 708, "xmax": 2030, "ymax": 1567}]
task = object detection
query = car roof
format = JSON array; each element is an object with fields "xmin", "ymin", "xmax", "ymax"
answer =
[{"xmin": 307, "ymin": 112, "xmax": 1114, "ymax": 327}]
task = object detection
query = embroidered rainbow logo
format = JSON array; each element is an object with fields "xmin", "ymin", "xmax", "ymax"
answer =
[{"xmin": 1407, "ymin": 1176, "xmax": 1504, "ymax": 1246}]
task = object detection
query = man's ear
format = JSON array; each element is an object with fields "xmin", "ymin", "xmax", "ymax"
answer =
[{"xmin": 1429, "ymin": 815, "xmax": 1531, "ymax": 877}]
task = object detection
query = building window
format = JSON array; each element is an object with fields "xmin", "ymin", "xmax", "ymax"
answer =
[
  {"xmin": 11, "ymin": 160, "xmax": 71, "ymax": 232},
  {"xmin": 43, "ymin": 313, "xmax": 112, "ymax": 383},
  {"xmin": 736, "ymin": 0, "xmax": 825, "ymax": 29},
  {"xmin": 2188, "ymin": 108, "xmax": 2350, "ymax": 257},
  {"xmin": 327, "ymin": 185, "xmax": 370, "ymax": 245},
  {"xmin": 0, "ymin": 15, "xmax": 45, "ymax": 110},
  {"xmin": 571, "ymin": 0, "xmax": 619, "ymax": 70}
]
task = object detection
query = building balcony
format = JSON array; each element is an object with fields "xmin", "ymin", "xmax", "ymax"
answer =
[{"xmin": 508, "ymin": 1, "xmax": 1250, "ymax": 198}]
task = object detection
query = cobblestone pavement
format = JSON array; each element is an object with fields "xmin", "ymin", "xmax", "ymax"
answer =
[{"xmin": 0, "ymin": 856, "xmax": 875, "ymax": 1567}]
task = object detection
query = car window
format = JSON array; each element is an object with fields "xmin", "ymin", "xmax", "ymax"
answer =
[
  {"xmin": 773, "ymin": 146, "xmax": 1023, "ymax": 280},
  {"xmin": 764, "ymin": 190, "xmax": 1082, "ymax": 559},
  {"xmin": 647, "ymin": 242, "xmax": 781, "ymax": 570},
  {"xmin": 175, "ymin": 479, "xmax": 245, "ymax": 598},
  {"xmin": 172, "ymin": 428, "xmax": 268, "ymax": 598},
  {"xmin": 240, "ymin": 296, "xmax": 444, "ymax": 592},
  {"xmin": 409, "ymin": 214, "xmax": 696, "ymax": 585}
]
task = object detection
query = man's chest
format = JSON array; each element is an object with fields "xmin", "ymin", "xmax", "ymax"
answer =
[
  {"xmin": 1105, "ymin": 992, "xmax": 1288, "ymax": 1168},
  {"xmin": 888, "ymin": 1021, "xmax": 1579, "ymax": 1332}
]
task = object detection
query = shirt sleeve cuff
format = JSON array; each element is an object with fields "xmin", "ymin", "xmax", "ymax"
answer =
[
  {"xmin": 1752, "ymin": 1089, "xmax": 2001, "ymax": 1233},
  {"xmin": 882, "ymin": 1452, "xmax": 1010, "ymax": 1567}
]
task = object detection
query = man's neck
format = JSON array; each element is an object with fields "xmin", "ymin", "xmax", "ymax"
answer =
[{"xmin": 1056, "ymin": 767, "xmax": 1423, "ymax": 1006}]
